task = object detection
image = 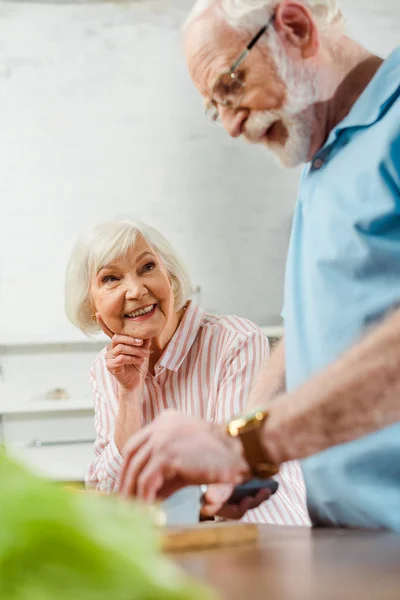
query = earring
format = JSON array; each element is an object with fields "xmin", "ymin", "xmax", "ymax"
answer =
[{"xmin": 92, "ymin": 314, "xmax": 97, "ymax": 321}]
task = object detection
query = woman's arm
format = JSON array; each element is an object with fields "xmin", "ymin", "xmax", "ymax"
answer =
[
  {"xmin": 114, "ymin": 387, "xmax": 143, "ymax": 454},
  {"xmin": 86, "ymin": 321, "xmax": 151, "ymax": 491},
  {"xmin": 85, "ymin": 356, "xmax": 143, "ymax": 492},
  {"xmin": 213, "ymin": 330, "xmax": 271, "ymax": 423}
]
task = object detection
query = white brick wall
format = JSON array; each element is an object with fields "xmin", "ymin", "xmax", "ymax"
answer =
[
  {"xmin": 0, "ymin": 0, "xmax": 398, "ymax": 404},
  {"xmin": 0, "ymin": 0, "xmax": 301, "ymax": 347}
]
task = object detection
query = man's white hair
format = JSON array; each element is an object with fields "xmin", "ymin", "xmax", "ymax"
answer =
[
  {"xmin": 65, "ymin": 220, "xmax": 193, "ymax": 335},
  {"xmin": 184, "ymin": 0, "xmax": 344, "ymax": 33}
]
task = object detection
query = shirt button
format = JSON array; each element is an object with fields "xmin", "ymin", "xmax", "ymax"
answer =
[{"xmin": 313, "ymin": 158, "xmax": 324, "ymax": 169}]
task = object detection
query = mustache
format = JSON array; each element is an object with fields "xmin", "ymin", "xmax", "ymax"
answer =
[
  {"xmin": 243, "ymin": 110, "xmax": 282, "ymax": 143},
  {"xmin": 243, "ymin": 103, "xmax": 315, "ymax": 144}
]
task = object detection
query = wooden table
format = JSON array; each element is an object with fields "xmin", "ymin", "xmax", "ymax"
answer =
[{"xmin": 174, "ymin": 525, "xmax": 400, "ymax": 600}]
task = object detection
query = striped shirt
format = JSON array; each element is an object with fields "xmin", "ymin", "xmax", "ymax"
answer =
[{"xmin": 87, "ymin": 301, "xmax": 310, "ymax": 526}]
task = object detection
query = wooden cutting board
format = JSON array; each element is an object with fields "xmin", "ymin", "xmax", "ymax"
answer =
[
  {"xmin": 161, "ymin": 521, "xmax": 259, "ymax": 553},
  {"xmin": 65, "ymin": 488, "xmax": 258, "ymax": 552}
]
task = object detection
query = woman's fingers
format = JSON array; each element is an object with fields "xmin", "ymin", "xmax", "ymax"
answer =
[
  {"xmin": 107, "ymin": 355, "xmax": 147, "ymax": 369},
  {"xmin": 93, "ymin": 318, "xmax": 152, "ymax": 354},
  {"xmin": 108, "ymin": 344, "xmax": 151, "ymax": 359},
  {"xmin": 110, "ymin": 334, "xmax": 144, "ymax": 347}
]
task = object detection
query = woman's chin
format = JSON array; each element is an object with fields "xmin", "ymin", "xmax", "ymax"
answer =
[{"xmin": 123, "ymin": 319, "xmax": 164, "ymax": 340}]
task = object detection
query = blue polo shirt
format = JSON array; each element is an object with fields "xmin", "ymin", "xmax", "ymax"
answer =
[{"xmin": 284, "ymin": 48, "xmax": 400, "ymax": 530}]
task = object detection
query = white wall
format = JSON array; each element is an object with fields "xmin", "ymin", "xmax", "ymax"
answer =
[
  {"xmin": 0, "ymin": 0, "xmax": 399, "ymax": 405},
  {"xmin": 0, "ymin": 0, "xmax": 301, "ymax": 347}
]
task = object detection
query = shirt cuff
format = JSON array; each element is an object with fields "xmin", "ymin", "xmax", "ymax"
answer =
[{"xmin": 104, "ymin": 439, "xmax": 124, "ymax": 482}]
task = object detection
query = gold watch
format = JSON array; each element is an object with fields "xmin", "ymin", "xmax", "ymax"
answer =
[{"xmin": 226, "ymin": 408, "xmax": 279, "ymax": 479}]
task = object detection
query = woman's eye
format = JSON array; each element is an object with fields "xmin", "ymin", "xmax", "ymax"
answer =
[
  {"xmin": 101, "ymin": 275, "xmax": 118, "ymax": 284},
  {"xmin": 142, "ymin": 262, "xmax": 156, "ymax": 273}
]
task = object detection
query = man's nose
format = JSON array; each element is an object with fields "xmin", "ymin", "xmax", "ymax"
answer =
[{"xmin": 219, "ymin": 106, "xmax": 248, "ymax": 138}]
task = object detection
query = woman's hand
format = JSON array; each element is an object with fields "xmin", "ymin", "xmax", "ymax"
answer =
[{"xmin": 97, "ymin": 313, "xmax": 151, "ymax": 391}]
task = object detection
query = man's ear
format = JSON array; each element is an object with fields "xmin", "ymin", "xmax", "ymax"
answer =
[{"xmin": 274, "ymin": 0, "xmax": 319, "ymax": 59}]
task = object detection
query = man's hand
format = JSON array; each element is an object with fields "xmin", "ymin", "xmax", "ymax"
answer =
[
  {"xmin": 119, "ymin": 411, "xmax": 251, "ymax": 502},
  {"xmin": 200, "ymin": 483, "xmax": 272, "ymax": 520}
]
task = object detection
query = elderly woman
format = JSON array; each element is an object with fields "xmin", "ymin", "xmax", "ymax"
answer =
[{"xmin": 65, "ymin": 219, "xmax": 309, "ymax": 525}]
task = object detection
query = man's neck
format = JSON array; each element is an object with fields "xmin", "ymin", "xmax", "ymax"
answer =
[{"xmin": 312, "ymin": 38, "xmax": 383, "ymax": 156}]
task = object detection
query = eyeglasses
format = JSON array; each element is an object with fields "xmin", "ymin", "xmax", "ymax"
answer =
[{"xmin": 205, "ymin": 14, "xmax": 275, "ymax": 126}]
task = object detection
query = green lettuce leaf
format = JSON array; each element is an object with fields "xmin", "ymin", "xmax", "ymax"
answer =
[{"xmin": 0, "ymin": 453, "xmax": 215, "ymax": 600}]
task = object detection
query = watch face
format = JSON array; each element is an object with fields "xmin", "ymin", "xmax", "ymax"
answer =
[
  {"xmin": 228, "ymin": 408, "xmax": 279, "ymax": 477},
  {"xmin": 229, "ymin": 409, "xmax": 268, "ymax": 436}
]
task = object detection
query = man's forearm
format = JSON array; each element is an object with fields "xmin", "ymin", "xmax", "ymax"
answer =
[
  {"xmin": 263, "ymin": 309, "xmax": 400, "ymax": 465},
  {"xmin": 247, "ymin": 338, "xmax": 286, "ymax": 409}
]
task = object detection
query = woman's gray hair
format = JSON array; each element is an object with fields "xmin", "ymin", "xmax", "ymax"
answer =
[
  {"xmin": 184, "ymin": 1, "xmax": 344, "ymax": 34},
  {"xmin": 65, "ymin": 220, "xmax": 193, "ymax": 335}
]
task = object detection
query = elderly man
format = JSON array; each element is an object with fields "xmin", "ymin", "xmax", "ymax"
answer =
[{"xmin": 119, "ymin": 0, "xmax": 400, "ymax": 530}]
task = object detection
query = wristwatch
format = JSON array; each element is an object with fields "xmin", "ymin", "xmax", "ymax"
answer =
[{"xmin": 226, "ymin": 408, "xmax": 279, "ymax": 479}]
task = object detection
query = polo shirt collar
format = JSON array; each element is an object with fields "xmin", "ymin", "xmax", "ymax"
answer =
[{"xmin": 324, "ymin": 47, "xmax": 400, "ymax": 149}]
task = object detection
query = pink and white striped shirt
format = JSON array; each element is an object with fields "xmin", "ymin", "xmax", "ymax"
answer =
[{"xmin": 87, "ymin": 301, "xmax": 310, "ymax": 526}]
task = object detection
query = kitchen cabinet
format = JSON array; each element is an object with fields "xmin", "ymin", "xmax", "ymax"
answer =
[{"xmin": 0, "ymin": 400, "xmax": 95, "ymax": 482}]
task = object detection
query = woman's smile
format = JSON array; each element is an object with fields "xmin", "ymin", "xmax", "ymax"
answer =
[{"xmin": 124, "ymin": 303, "xmax": 158, "ymax": 322}]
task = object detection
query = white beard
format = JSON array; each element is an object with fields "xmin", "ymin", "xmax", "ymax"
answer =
[{"xmin": 244, "ymin": 32, "xmax": 319, "ymax": 167}]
